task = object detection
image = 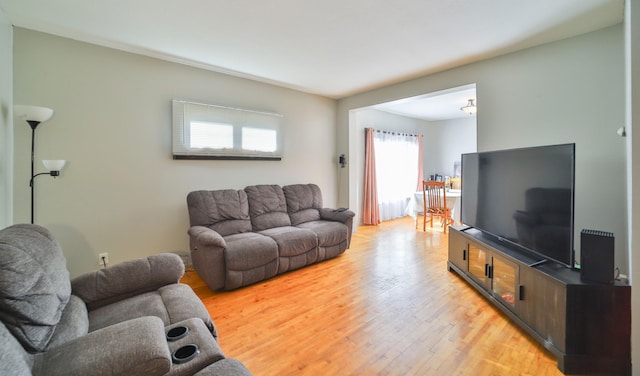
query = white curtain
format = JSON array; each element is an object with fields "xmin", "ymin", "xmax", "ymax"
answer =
[{"xmin": 373, "ymin": 130, "xmax": 420, "ymax": 221}]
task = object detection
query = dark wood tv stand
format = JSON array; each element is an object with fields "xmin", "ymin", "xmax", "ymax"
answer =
[{"xmin": 447, "ymin": 226, "xmax": 631, "ymax": 375}]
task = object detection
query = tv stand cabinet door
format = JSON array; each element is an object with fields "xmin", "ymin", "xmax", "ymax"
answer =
[
  {"xmin": 448, "ymin": 230, "xmax": 468, "ymax": 272},
  {"xmin": 491, "ymin": 256, "xmax": 518, "ymax": 309},
  {"xmin": 467, "ymin": 242, "xmax": 491, "ymax": 290},
  {"xmin": 518, "ymin": 267, "xmax": 567, "ymax": 353}
]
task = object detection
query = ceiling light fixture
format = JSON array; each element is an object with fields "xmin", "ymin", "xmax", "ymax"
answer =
[{"xmin": 460, "ymin": 99, "xmax": 477, "ymax": 115}]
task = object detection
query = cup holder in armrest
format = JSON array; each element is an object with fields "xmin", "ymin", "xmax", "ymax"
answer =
[
  {"xmin": 166, "ymin": 326, "xmax": 189, "ymax": 341},
  {"xmin": 172, "ymin": 344, "xmax": 200, "ymax": 364}
]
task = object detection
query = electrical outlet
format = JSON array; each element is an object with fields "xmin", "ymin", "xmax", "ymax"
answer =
[{"xmin": 98, "ymin": 253, "xmax": 109, "ymax": 267}]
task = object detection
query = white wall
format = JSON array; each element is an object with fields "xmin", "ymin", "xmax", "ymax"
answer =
[
  {"xmin": 353, "ymin": 108, "xmax": 428, "ymax": 221},
  {"xmin": 625, "ymin": 0, "xmax": 640, "ymax": 370},
  {"xmin": 13, "ymin": 28, "xmax": 339, "ymax": 277},
  {"xmin": 423, "ymin": 116, "xmax": 477, "ymax": 178},
  {"xmin": 0, "ymin": 10, "xmax": 12, "ymax": 229},
  {"xmin": 355, "ymin": 108, "xmax": 428, "ymax": 132},
  {"xmin": 339, "ymin": 25, "xmax": 627, "ymax": 273}
]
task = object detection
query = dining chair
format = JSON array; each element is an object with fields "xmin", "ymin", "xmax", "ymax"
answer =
[
  {"xmin": 422, "ymin": 180, "xmax": 454, "ymax": 233},
  {"xmin": 449, "ymin": 177, "xmax": 461, "ymax": 190}
]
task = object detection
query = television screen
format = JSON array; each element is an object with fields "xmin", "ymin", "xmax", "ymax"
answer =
[{"xmin": 461, "ymin": 144, "xmax": 575, "ymax": 267}]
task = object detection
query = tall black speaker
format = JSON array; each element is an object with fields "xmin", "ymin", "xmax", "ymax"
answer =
[{"xmin": 580, "ymin": 229, "xmax": 614, "ymax": 284}]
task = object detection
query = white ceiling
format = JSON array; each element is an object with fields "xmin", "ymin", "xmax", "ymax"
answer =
[
  {"xmin": 0, "ymin": 0, "xmax": 624, "ymax": 119},
  {"xmin": 372, "ymin": 85, "xmax": 477, "ymax": 121}
]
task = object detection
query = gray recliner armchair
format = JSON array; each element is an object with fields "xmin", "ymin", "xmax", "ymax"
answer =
[{"xmin": 0, "ymin": 224, "xmax": 251, "ymax": 376}]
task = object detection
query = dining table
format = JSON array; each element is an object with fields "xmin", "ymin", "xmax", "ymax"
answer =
[{"xmin": 406, "ymin": 189, "xmax": 462, "ymax": 224}]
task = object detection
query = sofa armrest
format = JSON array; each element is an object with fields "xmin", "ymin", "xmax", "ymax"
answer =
[
  {"xmin": 189, "ymin": 226, "xmax": 226, "ymax": 249},
  {"xmin": 71, "ymin": 253, "xmax": 185, "ymax": 310},
  {"xmin": 33, "ymin": 316, "xmax": 171, "ymax": 376},
  {"xmin": 319, "ymin": 208, "xmax": 355, "ymax": 248},
  {"xmin": 188, "ymin": 226, "xmax": 227, "ymax": 291},
  {"xmin": 319, "ymin": 208, "xmax": 355, "ymax": 223}
]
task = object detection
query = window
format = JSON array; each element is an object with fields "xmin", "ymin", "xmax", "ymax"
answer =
[
  {"xmin": 190, "ymin": 122, "xmax": 233, "ymax": 149},
  {"xmin": 242, "ymin": 127, "xmax": 277, "ymax": 152},
  {"xmin": 373, "ymin": 131, "xmax": 420, "ymax": 221},
  {"xmin": 172, "ymin": 100, "xmax": 283, "ymax": 160}
]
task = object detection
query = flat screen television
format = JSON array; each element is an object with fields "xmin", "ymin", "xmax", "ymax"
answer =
[{"xmin": 461, "ymin": 143, "xmax": 575, "ymax": 267}]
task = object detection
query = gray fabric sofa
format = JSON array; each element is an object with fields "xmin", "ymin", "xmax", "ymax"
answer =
[
  {"xmin": 0, "ymin": 224, "xmax": 251, "ymax": 376},
  {"xmin": 187, "ymin": 183, "xmax": 355, "ymax": 291}
]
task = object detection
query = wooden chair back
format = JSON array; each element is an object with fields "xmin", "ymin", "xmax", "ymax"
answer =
[{"xmin": 421, "ymin": 180, "xmax": 453, "ymax": 232}]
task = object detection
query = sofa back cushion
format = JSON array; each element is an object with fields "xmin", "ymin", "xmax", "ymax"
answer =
[
  {"xmin": 245, "ymin": 185, "xmax": 291, "ymax": 231},
  {"xmin": 187, "ymin": 190, "xmax": 252, "ymax": 236},
  {"xmin": 45, "ymin": 295, "xmax": 89, "ymax": 350},
  {"xmin": 283, "ymin": 184, "xmax": 323, "ymax": 225},
  {"xmin": 0, "ymin": 224, "xmax": 71, "ymax": 352}
]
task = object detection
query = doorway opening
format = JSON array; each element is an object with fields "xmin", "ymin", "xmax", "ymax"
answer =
[{"xmin": 349, "ymin": 84, "xmax": 478, "ymax": 226}]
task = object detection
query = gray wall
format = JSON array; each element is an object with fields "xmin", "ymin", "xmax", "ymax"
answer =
[
  {"xmin": 0, "ymin": 10, "xmax": 12, "ymax": 229},
  {"xmin": 625, "ymin": 0, "xmax": 640, "ymax": 368},
  {"xmin": 339, "ymin": 25, "xmax": 627, "ymax": 273},
  {"xmin": 12, "ymin": 28, "xmax": 339, "ymax": 277},
  {"xmin": 423, "ymin": 116, "xmax": 477, "ymax": 178}
]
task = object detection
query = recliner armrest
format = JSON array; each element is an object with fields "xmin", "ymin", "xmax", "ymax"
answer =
[
  {"xmin": 33, "ymin": 316, "xmax": 171, "ymax": 376},
  {"xmin": 319, "ymin": 208, "xmax": 355, "ymax": 248},
  {"xmin": 71, "ymin": 253, "xmax": 185, "ymax": 310},
  {"xmin": 319, "ymin": 208, "xmax": 355, "ymax": 223},
  {"xmin": 188, "ymin": 226, "xmax": 226, "ymax": 249}
]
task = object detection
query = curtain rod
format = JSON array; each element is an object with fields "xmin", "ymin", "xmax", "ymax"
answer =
[{"xmin": 366, "ymin": 127, "xmax": 419, "ymax": 137}]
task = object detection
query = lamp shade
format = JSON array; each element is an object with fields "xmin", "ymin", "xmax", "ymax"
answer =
[
  {"xmin": 14, "ymin": 105, "xmax": 54, "ymax": 123},
  {"xmin": 42, "ymin": 160, "xmax": 66, "ymax": 172}
]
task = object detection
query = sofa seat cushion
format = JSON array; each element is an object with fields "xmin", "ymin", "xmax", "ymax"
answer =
[
  {"xmin": 259, "ymin": 227, "xmax": 317, "ymax": 257},
  {"xmin": 33, "ymin": 316, "xmax": 172, "ymax": 376},
  {"xmin": 0, "ymin": 224, "xmax": 71, "ymax": 352},
  {"xmin": 295, "ymin": 220, "xmax": 348, "ymax": 247},
  {"xmin": 224, "ymin": 232, "xmax": 279, "ymax": 290},
  {"xmin": 224, "ymin": 233, "xmax": 278, "ymax": 270},
  {"xmin": 258, "ymin": 226, "xmax": 318, "ymax": 273},
  {"xmin": 296, "ymin": 221, "xmax": 348, "ymax": 261},
  {"xmin": 87, "ymin": 284, "xmax": 216, "ymax": 338}
]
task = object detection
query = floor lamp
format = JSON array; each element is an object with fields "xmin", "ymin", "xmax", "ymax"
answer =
[{"xmin": 14, "ymin": 105, "xmax": 66, "ymax": 224}]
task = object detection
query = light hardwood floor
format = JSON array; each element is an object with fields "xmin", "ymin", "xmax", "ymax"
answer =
[{"xmin": 182, "ymin": 217, "xmax": 564, "ymax": 376}]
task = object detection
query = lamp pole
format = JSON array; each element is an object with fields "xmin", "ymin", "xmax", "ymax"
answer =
[
  {"xmin": 28, "ymin": 121, "xmax": 40, "ymax": 224},
  {"xmin": 14, "ymin": 105, "xmax": 58, "ymax": 224}
]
